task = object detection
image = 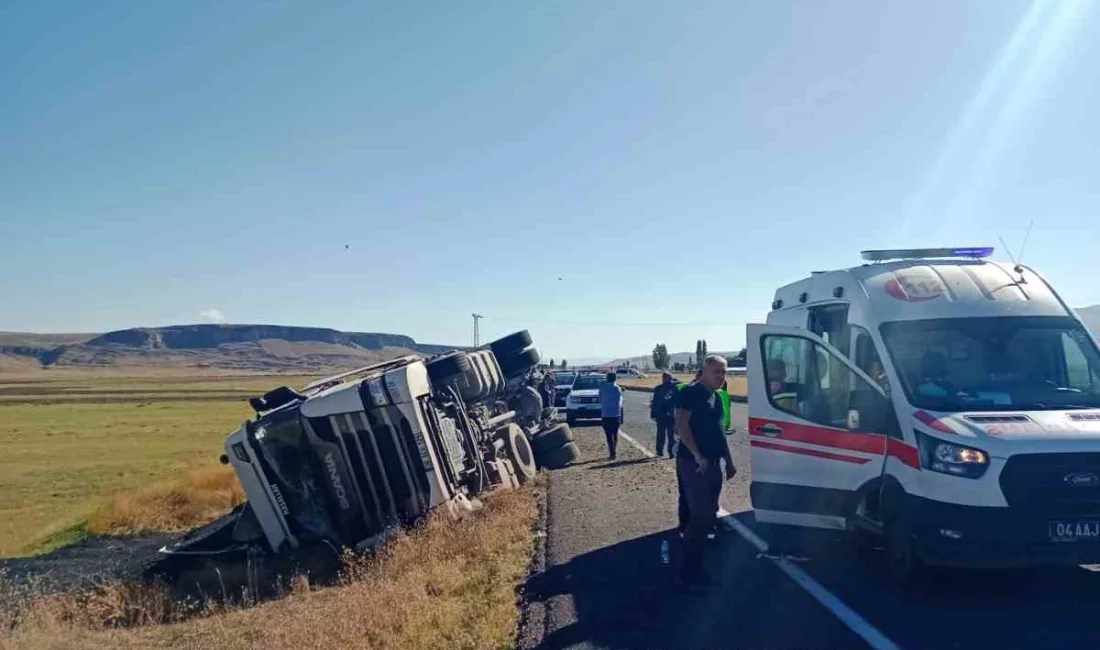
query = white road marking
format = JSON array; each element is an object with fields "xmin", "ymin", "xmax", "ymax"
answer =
[{"xmin": 617, "ymin": 428, "xmax": 903, "ymax": 650}]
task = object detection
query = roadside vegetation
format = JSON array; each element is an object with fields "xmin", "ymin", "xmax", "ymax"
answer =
[
  {"xmin": 0, "ymin": 374, "xmax": 314, "ymax": 556},
  {"xmin": 0, "ymin": 485, "xmax": 539, "ymax": 650},
  {"xmin": 1, "ymin": 372, "xmax": 542, "ymax": 650},
  {"xmin": 619, "ymin": 373, "xmax": 747, "ymax": 395}
]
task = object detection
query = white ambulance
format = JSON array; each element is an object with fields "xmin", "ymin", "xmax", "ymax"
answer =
[{"xmin": 746, "ymin": 247, "xmax": 1100, "ymax": 581}]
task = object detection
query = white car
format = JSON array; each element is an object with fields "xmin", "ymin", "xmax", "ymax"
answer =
[
  {"xmin": 615, "ymin": 367, "xmax": 649, "ymax": 379},
  {"xmin": 565, "ymin": 374, "xmax": 608, "ymax": 425}
]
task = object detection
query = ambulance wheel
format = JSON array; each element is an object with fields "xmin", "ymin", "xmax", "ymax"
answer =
[
  {"xmin": 541, "ymin": 441, "xmax": 581, "ymax": 469},
  {"xmin": 883, "ymin": 510, "xmax": 925, "ymax": 585},
  {"xmin": 500, "ymin": 425, "xmax": 536, "ymax": 484},
  {"xmin": 532, "ymin": 424, "xmax": 574, "ymax": 455}
]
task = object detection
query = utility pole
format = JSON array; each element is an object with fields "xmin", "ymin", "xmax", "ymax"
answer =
[{"xmin": 472, "ymin": 313, "xmax": 483, "ymax": 347}]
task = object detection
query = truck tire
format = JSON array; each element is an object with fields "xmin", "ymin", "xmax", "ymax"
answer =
[
  {"xmin": 500, "ymin": 424, "xmax": 536, "ymax": 484},
  {"xmin": 566, "ymin": 413, "xmax": 577, "ymax": 426},
  {"xmin": 499, "ymin": 347, "xmax": 540, "ymax": 378},
  {"xmin": 532, "ymin": 424, "xmax": 574, "ymax": 455},
  {"xmin": 489, "ymin": 330, "xmax": 532, "ymax": 357},
  {"xmin": 426, "ymin": 351, "xmax": 471, "ymax": 383},
  {"xmin": 540, "ymin": 441, "xmax": 581, "ymax": 469}
]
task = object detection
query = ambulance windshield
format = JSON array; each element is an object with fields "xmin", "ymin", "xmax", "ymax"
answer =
[{"xmin": 881, "ymin": 316, "xmax": 1100, "ymax": 412}]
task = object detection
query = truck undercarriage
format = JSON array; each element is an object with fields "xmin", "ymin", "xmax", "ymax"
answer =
[{"xmin": 145, "ymin": 330, "xmax": 578, "ymax": 600}]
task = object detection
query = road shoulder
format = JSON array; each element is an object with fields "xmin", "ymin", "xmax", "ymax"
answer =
[{"xmin": 521, "ymin": 422, "xmax": 868, "ymax": 650}]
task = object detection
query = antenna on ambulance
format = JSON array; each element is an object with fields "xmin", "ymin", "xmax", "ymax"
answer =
[
  {"xmin": 998, "ymin": 219, "xmax": 1033, "ymax": 282},
  {"xmin": 1016, "ymin": 219, "xmax": 1034, "ymax": 273}
]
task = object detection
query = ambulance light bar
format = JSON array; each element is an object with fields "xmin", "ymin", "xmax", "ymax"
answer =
[{"xmin": 860, "ymin": 247, "xmax": 994, "ymax": 262}]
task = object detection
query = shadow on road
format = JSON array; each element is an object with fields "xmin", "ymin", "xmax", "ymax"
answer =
[
  {"xmin": 528, "ymin": 524, "xmax": 861, "ymax": 650},
  {"xmin": 586, "ymin": 458, "xmax": 655, "ymax": 470}
]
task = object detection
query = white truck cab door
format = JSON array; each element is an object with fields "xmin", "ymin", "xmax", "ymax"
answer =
[{"xmin": 747, "ymin": 324, "xmax": 895, "ymax": 531}]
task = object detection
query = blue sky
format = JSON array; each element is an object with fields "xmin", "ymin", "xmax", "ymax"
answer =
[{"xmin": 2, "ymin": 0, "xmax": 1098, "ymax": 360}]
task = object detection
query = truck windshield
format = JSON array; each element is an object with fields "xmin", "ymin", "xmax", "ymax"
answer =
[
  {"xmin": 881, "ymin": 316, "xmax": 1100, "ymax": 412},
  {"xmin": 555, "ymin": 373, "xmax": 577, "ymax": 385}
]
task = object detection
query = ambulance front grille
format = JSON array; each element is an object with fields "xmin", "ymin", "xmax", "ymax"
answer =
[{"xmin": 1000, "ymin": 453, "xmax": 1100, "ymax": 513}]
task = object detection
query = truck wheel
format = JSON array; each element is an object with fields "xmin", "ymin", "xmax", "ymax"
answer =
[
  {"xmin": 500, "ymin": 424, "xmax": 536, "ymax": 484},
  {"xmin": 541, "ymin": 441, "xmax": 581, "ymax": 469},
  {"xmin": 488, "ymin": 330, "xmax": 532, "ymax": 356},
  {"xmin": 427, "ymin": 351, "xmax": 471, "ymax": 383},
  {"xmin": 499, "ymin": 348, "xmax": 541, "ymax": 378},
  {"xmin": 532, "ymin": 424, "xmax": 574, "ymax": 455},
  {"xmin": 566, "ymin": 413, "xmax": 577, "ymax": 426}
]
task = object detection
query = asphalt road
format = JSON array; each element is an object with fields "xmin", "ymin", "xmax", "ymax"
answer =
[
  {"xmin": 586, "ymin": 389, "xmax": 1100, "ymax": 650},
  {"xmin": 528, "ymin": 415, "xmax": 865, "ymax": 650}
]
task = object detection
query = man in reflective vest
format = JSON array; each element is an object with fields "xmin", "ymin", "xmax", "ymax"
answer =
[{"xmin": 718, "ymin": 380, "xmax": 732, "ymax": 433}]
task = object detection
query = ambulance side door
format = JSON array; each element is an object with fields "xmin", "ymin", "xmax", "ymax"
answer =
[{"xmin": 747, "ymin": 324, "xmax": 894, "ymax": 531}]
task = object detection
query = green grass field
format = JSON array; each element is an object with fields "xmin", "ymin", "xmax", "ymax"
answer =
[{"xmin": 0, "ymin": 374, "xmax": 317, "ymax": 557}]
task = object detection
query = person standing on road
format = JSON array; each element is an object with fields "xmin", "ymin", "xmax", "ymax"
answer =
[
  {"xmin": 674, "ymin": 368, "xmax": 704, "ymax": 530},
  {"xmin": 650, "ymin": 372, "xmax": 680, "ymax": 458},
  {"xmin": 717, "ymin": 379, "xmax": 732, "ymax": 433},
  {"xmin": 674, "ymin": 355, "xmax": 737, "ymax": 588},
  {"xmin": 540, "ymin": 371, "xmax": 557, "ymax": 410},
  {"xmin": 599, "ymin": 372, "xmax": 624, "ymax": 460},
  {"xmin": 516, "ymin": 375, "xmax": 545, "ymax": 428}
]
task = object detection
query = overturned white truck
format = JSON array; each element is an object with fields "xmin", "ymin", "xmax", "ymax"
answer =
[{"xmin": 151, "ymin": 331, "xmax": 577, "ymax": 593}]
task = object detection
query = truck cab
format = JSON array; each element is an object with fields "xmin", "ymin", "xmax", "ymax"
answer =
[{"xmin": 746, "ymin": 247, "xmax": 1100, "ymax": 580}]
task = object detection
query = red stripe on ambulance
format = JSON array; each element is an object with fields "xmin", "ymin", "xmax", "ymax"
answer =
[
  {"xmin": 749, "ymin": 417, "xmax": 920, "ymax": 471},
  {"xmin": 750, "ymin": 439, "xmax": 872, "ymax": 464}
]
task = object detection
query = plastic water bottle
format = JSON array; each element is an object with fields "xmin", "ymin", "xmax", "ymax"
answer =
[{"xmin": 660, "ymin": 539, "xmax": 670, "ymax": 565}]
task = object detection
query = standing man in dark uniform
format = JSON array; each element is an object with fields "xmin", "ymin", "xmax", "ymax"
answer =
[
  {"xmin": 674, "ymin": 355, "xmax": 736, "ymax": 588},
  {"xmin": 650, "ymin": 371, "xmax": 679, "ymax": 458}
]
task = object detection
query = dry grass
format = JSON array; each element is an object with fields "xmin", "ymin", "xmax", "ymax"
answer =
[
  {"xmin": 0, "ymin": 374, "xmax": 317, "ymax": 556},
  {"xmin": 620, "ymin": 373, "xmax": 747, "ymax": 396},
  {"xmin": 87, "ymin": 466, "xmax": 245, "ymax": 536},
  {"xmin": 1, "ymin": 485, "xmax": 540, "ymax": 650}
]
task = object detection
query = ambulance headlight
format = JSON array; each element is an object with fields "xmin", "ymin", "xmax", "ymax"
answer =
[{"xmin": 916, "ymin": 431, "xmax": 989, "ymax": 479}]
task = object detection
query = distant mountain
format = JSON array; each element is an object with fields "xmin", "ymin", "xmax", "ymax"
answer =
[{"xmin": 0, "ymin": 324, "xmax": 460, "ymax": 374}]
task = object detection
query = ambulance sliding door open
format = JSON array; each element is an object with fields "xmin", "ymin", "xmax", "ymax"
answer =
[{"xmin": 747, "ymin": 324, "xmax": 896, "ymax": 531}]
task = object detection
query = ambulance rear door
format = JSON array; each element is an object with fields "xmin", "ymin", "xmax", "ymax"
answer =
[{"xmin": 747, "ymin": 324, "xmax": 897, "ymax": 531}]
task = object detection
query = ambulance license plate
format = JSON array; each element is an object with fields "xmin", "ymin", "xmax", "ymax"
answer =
[{"xmin": 1049, "ymin": 520, "xmax": 1100, "ymax": 542}]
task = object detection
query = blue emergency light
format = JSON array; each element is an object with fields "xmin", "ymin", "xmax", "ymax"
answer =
[{"xmin": 860, "ymin": 247, "xmax": 994, "ymax": 262}]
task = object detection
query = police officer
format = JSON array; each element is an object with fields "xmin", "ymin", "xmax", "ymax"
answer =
[
  {"xmin": 674, "ymin": 356, "xmax": 736, "ymax": 588},
  {"xmin": 650, "ymin": 372, "xmax": 679, "ymax": 458}
]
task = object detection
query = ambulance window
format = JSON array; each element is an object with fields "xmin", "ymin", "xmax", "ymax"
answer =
[
  {"xmin": 763, "ymin": 334, "xmax": 890, "ymax": 433},
  {"xmin": 809, "ymin": 305, "xmax": 850, "ymax": 358},
  {"xmin": 1063, "ymin": 331, "xmax": 1100, "ymax": 390},
  {"xmin": 853, "ymin": 326, "xmax": 888, "ymax": 394}
]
